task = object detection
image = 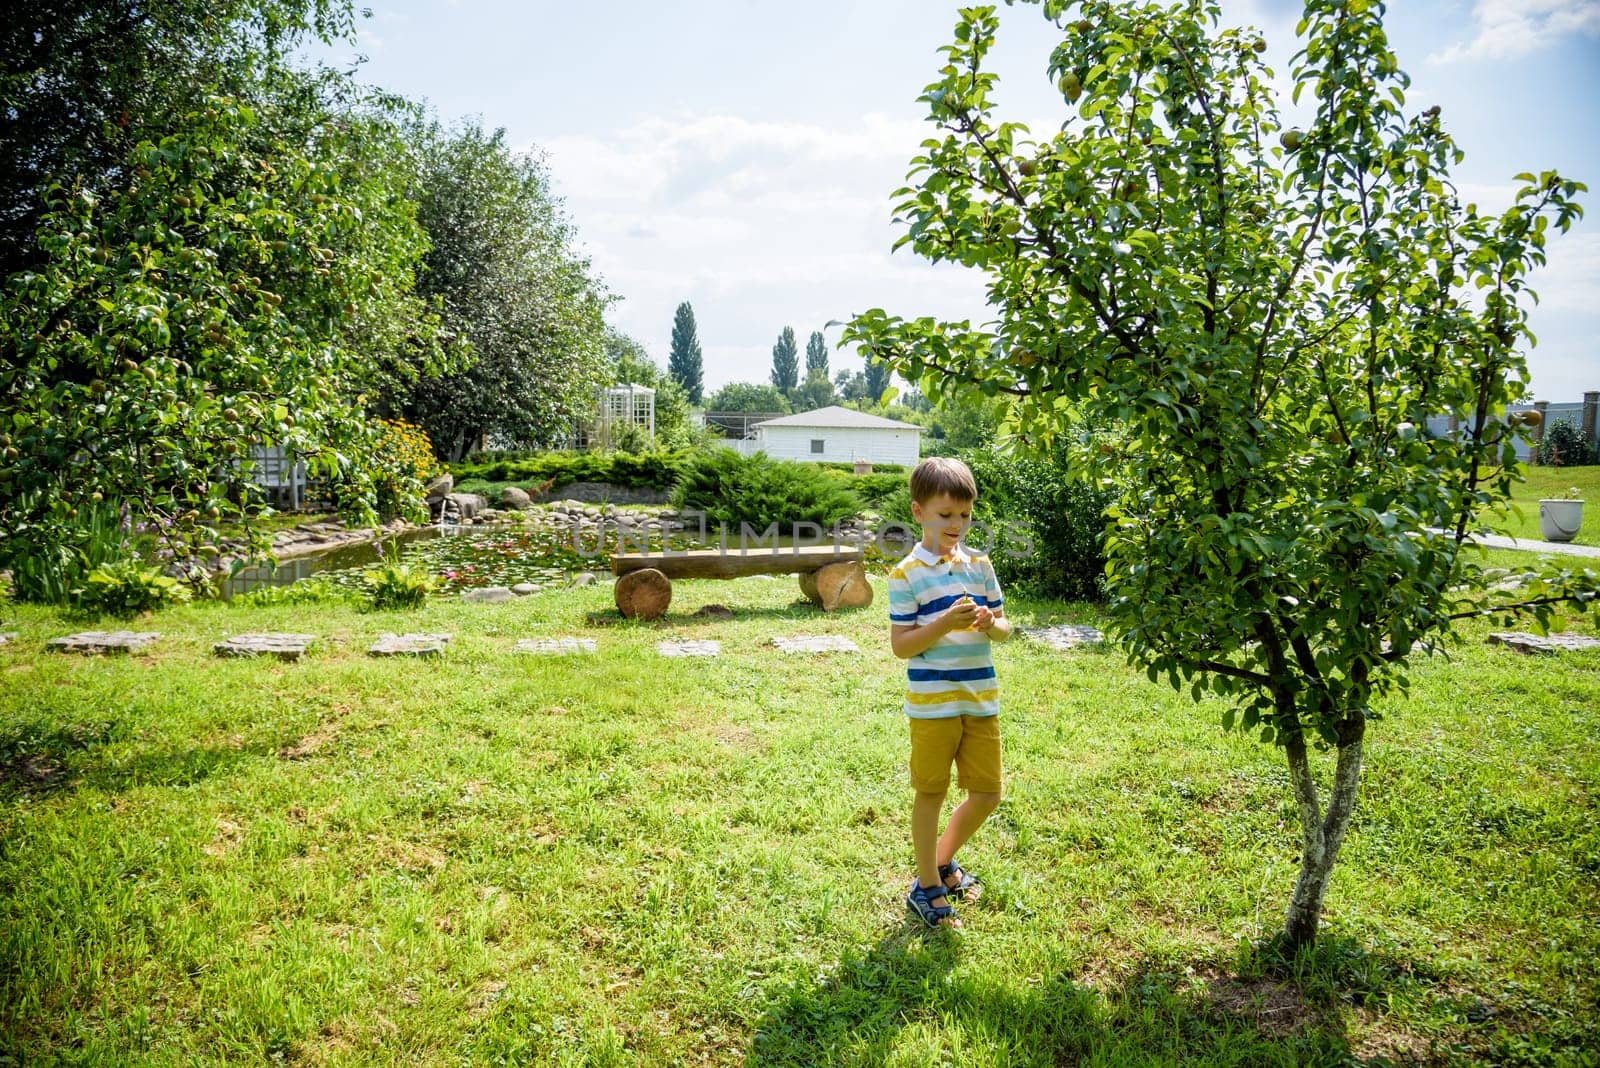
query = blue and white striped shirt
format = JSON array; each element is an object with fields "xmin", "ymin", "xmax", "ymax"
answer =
[{"xmin": 888, "ymin": 542, "xmax": 1003, "ymax": 719}]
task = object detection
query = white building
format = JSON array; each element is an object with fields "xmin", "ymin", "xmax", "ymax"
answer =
[{"xmin": 732, "ymin": 406, "xmax": 923, "ymax": 466}]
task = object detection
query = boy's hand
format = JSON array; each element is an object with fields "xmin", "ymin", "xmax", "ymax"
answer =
[
  {"xmin": 942, "ymin": 594, "xmax": 980, "ymax": 632},
  {"xmin": 973, "ymin": 605, "xmax": 995, "ymax": 633}
]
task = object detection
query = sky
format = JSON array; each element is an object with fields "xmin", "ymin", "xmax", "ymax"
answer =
[{"xmin": 308, "ymin": 0, "xmax": 1599, "ymax": 402}]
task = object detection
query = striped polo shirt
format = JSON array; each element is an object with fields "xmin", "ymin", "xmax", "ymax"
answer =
[{"xmin": 887, "ymin": 542, "xmax": 1004, "ymax": 719}]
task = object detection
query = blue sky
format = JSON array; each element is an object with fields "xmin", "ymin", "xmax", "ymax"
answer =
[{"xmin": 311, "ymin": 0, "xmax": 1598, "ymax": 401}]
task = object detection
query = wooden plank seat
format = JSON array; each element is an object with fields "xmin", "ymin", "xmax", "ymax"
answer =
[{"xmin": 610, "ymin": 546, "xmax": 871, "ymax": 619}]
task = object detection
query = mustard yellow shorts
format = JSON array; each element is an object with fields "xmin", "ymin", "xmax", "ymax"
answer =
[{"xmin": 908, "ymin": 714, "xmax": 1002, "ymax": 795}]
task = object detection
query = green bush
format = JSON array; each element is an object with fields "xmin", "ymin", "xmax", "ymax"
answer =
[
  {"xmin": 450, "ymin": 450, "xmax": 691, "ymax": 490},
  {"xmin": 670, "ymin": 449, "xmax": 862, "ymax": 532},
  {"xmin": 231, "ymin": 577, "xmax": 359, "ymax": 608},
  {"xmin": 0, "ymin": 497, "xmax": 133, "ymax": 604},
  {"xmin": 820, "ymin": 469, "xmax": 906, "ymax": 509},
  {"xmin": 965, "ymin": 440, "xmax": 1117, "ymax": 602},
  {"xmin": 1537, "ymin": 419, "xmax": 1595, "ymax": 467},
  {"xmin": 72, "ymin": 558, "xmax": 192, "ymax": 617},
  {"xmin": 363, "ymin": 541, "xmax": 436, "ymax": 610}
]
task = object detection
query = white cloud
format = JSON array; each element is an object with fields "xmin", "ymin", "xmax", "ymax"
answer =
[
  {"xmin": 541, "ymin": 112, "xmax": 997, "ymax": 390},
  {"xmin": 1428, "ymin": 0, "xmax": 1600, "ymax": 63}
]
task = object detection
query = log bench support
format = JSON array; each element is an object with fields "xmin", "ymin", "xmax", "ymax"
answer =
[{"xmin": 612, "ymin": 547, "xmax": 871, "ymax": 620}]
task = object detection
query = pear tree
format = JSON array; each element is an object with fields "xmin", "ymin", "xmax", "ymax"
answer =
[{"xmin": 846, "ymin": 0, "xmax": 1594, "ymax": 948}]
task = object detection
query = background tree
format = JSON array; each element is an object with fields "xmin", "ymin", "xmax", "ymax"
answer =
[
  {"xmin": 769, "ymin": 326, "xmax": 800, "ymax": 395},
  {"xmin": 0, "ymin": 0, "xmax": 358, "ymax": 282},
  {"xmin": 791, "ymin": 371, "xmax": 840, "ymax": 413},
  {"xmin": 836, "ymin": 369, "xmax": 871, "ymax": 405},
  {"xmin": 805, "ymin": 330, "xmax": 830, "ymax": 378},
  {"xmin": 863, "ymin": 353, "xmax": 893, "ymax": 406},
  {"xmin": 397, "ymin": 120, "xmax": 609, "ymax": 461},
  {"xmin": 668, "ymin": 301, "xmax": 705, "ymax": 405},
  {"xmin": 846, "ymin": 0, "xmax": 1594, "ymax": 949},
  {"xmin": 0, "ymin": 76, "xmax": 449, "ymax": 599},
  {"xmin": 705, "ymin": 382, "xmax": 791, "ymax": 413},
  {"xmin": 605, "ymin": 327, "xmax": 696, "ymax": 449}
]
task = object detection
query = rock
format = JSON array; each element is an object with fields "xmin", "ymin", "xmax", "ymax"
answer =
[
  {"xmin": 772, "ymin": 635, "xmax": 860, "ymax": 654},
  {"xmin": 214, "ymin": 633, "xmax": 317, "ymax": 661},
  {"xmin": 368, "ymin": 632, "xmax": 451, "ymax": 657},
  {"xmin": 511, "ymin": 583, "xmax": 538, "ymax": 596},
  {"xmin": 572, "ymin": 572, "xmax": 599, "ymax": 587},
  {"xmin": 47, "ymin": 631, "xmax": 161, "ymax": 655},
  {"xmin": 423, "ymin": 473, "xmax": 454, "ymax": 501},
  {"xmin": 500, "ymin": 487, "xmax": 532, "ymax": 510},
  {"xmin": 0, "ymin": 632, "xmax": 17, "ymax": 647},
  {"xmin": 615, "ymin": 567, "xmax": 672, "ymax": 620},
  {"xmin": 1488, "ymin": 631, "xmax": 1600, "ymax": 655},
  {"xmin": 1022, "ymin": 623, "xmax": 1105, "ymax": 649},
  {"xmin": 693, "ymin": 604, "xmax": 734, "ymax": 620},
  {"xmin": 658, "ymin": 639, "xmax": 720, "ymax": 658},
  {"xmin": 462, "ymin": 586, "xmax": 515, "ymax": 604},
  {"xmin": 515, "ymin": 637, "xmax": 597, "ymax": 655}
]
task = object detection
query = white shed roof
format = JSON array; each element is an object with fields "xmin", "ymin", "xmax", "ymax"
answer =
[{"xmin": 753, "ymin": 405, "xmax": 924, "ymax": 431}]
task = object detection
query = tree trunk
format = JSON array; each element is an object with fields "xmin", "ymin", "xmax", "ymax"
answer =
[{"xmin": 1281, "ymin": 713, "xmax": 1367, "ymax": 949}]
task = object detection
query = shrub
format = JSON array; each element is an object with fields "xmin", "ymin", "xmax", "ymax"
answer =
[
  {"xmin": 231, "ymin": 577, "xmax": 359, "ymax": 608},
  {"xmin": 964, "ymin": 440, "xmax": 1117, "ymax": 602},
  {"xmin": 1537, "ymin": 419, "xmax": 1594, "ymax": 467},
  {"xmin": 0, "ymin": 497, "xmax": 133, "ymax": 604},
  {"xmin": 450, "ymin": 450, "xmax": 691, "ymax": 490},
  {"xmin": 670, "ymin": 449, "xmax": 862, "ymax": 532},
  {"xmin": 72, "ymin": 558, "xmax": 192, "ymax": 617},
  {"xmin": 371, "ymin": 419, "xmax": 443, "ymax": 521},
  {"xmin": 363, "ymin": 539, "xmax": 436, "ymax": 610}
]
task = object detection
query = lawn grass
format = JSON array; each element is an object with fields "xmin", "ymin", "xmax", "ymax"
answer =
[
  {"xmin": 1485, "ymin": 464, "xmax": 1600, "ymax": 547},
  {"xmin": 1, "ymin": 575, "xmax": 1596, "ymax": 1066}
]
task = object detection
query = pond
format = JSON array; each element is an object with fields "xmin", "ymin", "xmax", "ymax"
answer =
[{"xmin": 222, "ymin": 521, "xmax": 906, "ymax": 599}]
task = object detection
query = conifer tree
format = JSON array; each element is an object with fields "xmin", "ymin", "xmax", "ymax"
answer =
[
  {"xmin": 805, "ymin": 330, "xmax": 829, "ymax": 378},
  {"xmin": 769, "ymin": 326, "xmax": 799, "ymax": 394},
  {"xmin": 668, "ymin": 301, "xmax": 704, "ymax": 404}
]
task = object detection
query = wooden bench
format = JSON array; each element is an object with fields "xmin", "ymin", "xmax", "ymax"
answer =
[{"xmin": 610, "ymin": 545, "xmax": 871, "ymax": 619}]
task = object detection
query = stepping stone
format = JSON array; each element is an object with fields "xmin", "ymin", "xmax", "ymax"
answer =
[
  {"xmin": 1021, "ymin": 623, "xmax": 1105, "ymax": 649},
  {"xmin": 0, "ymin": 632, "xmax": 17, "ymax": 647},
  {"xmin": 511, "ymin": 583, "xmax": 539, "ymax": 596},
  {"xmin": 515, "ymin": 637, "xmax": 597, "ymax": 656},
  {"xmin": 1488, "ymin": 631, "xmax": 1600, "ymax": 655},
  {"xmin": 771, "ymin": 635, "xmax": 861, "ymax": 654},
  {"xmin": 214, "ymin": 633, "xmax": 317, "ymax": 661},
  {"xmin": 46, "ymin": 630, "xmax": 161, "ymax": 655},
  {"xmin": 368, "ymin": 632, "xmax": 452, "ymax": 657},
  {"xmin": 658, "ymin": 639, "xmax": 720, "ymax": 658},
  {"xmin": 461, "ymin": 586, "xmax": 515, "ymax": 604}
]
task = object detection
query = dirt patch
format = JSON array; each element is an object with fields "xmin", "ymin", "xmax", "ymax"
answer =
[
  {"xmin": 203, "ymin": 817, "xmax": 245, "ymax": 857},
  {"xmin": 1199, "ymin": 966, "xmax": 1337, "ymax": 1036},
  {"xmin": 279, "ymin": 724, "xmax": 338, "ymax": 760}
]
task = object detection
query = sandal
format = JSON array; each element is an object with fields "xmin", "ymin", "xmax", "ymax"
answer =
[
  {"xmin": 906, "ymin": 879, "xmax": 959, "ymax": 928},
  {"xmin": 939, "ymin": 858, "xmax": 981, "ymax": 901}
]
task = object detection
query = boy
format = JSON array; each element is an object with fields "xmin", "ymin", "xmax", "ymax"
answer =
[{"xmin": 888, "ymin": 456, "xmax": 1012, "ymax": 929}]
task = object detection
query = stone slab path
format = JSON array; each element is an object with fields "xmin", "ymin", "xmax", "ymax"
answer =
[
  {"xmin": 771, "ymin": 635, "xmax": 860, "ymax": 654},
  {"xmin": 515, "ymin": 637, "xmax": 597, "ymax": 655},
  {"xmin": 46, "ymin": 631, "xmax": 161, "ymax": 655},
  {"xmin": 369, "ymin": 633, "xmax": 452, "ymax": 657},
  {"xmin": 1021, "ymin": 624, "xmax": 1105, "ymax": 649},
  {"xmin": 214, "ymin": 633, "xmax": 317, "ymax": 661},
  {"xmin": 1488, "ymin": 631, "xmax": 1600, "ymax": 655},
  {"xmin": 658, "ymin": 639, "xmax": 720, "ymax": 658}
]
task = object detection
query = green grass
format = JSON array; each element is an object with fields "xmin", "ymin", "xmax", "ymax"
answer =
[
  {"xmin": 1484, "ymin": 464, "xmax": 1600, "ymax": 547},
  {"xmin": 1, "ymin": 578, "xmax": 1596, "ymax": 1066}
]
